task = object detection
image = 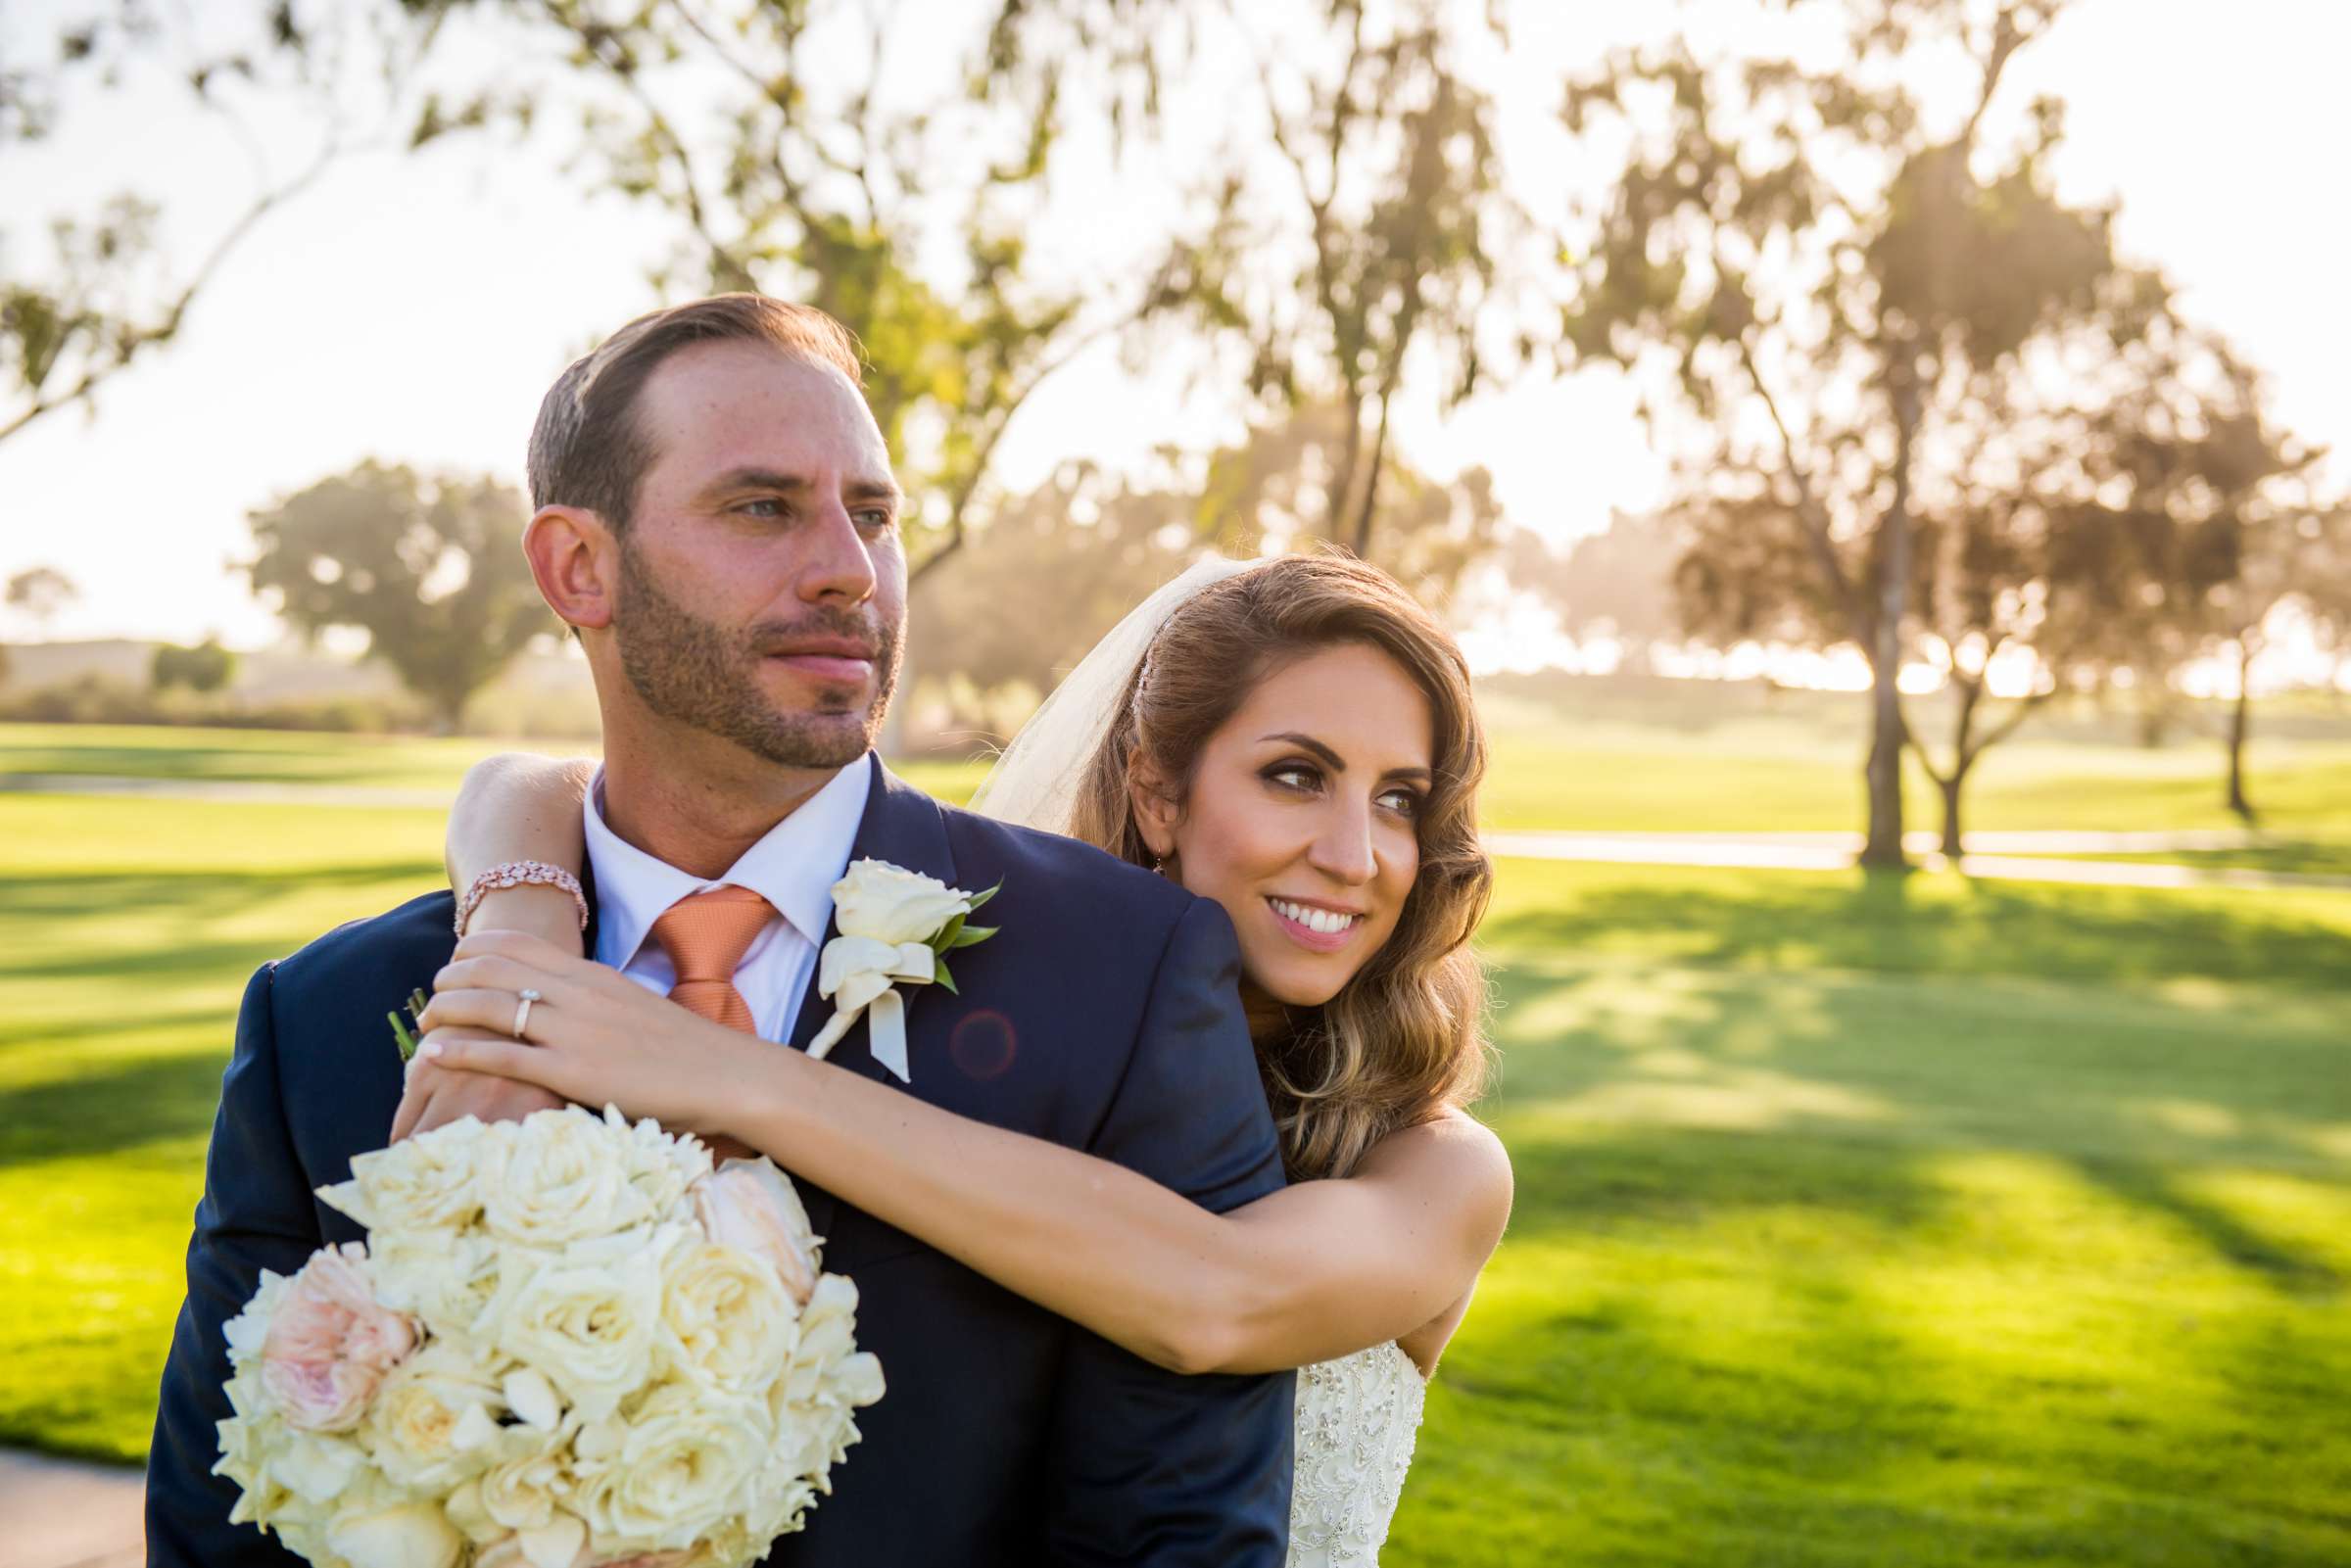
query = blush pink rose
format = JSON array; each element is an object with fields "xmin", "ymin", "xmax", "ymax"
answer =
[
  {"xmin": 692, "ymin": 1161, "xmax": 818, "ymax": 1306},
  {"xmin": 260, "ymin": 1245, "xmax": 418, "ymax": 1431}
]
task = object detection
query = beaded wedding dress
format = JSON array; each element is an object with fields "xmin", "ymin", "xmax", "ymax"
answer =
[{"xmin": 1287, "ymin": 1341, "xmax": 1429, "ymax": 1566}]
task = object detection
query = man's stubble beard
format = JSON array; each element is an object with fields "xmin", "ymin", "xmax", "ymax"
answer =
[{"xmin": 613, "ymin": 536, "xmax": 900, "ymax": 770}]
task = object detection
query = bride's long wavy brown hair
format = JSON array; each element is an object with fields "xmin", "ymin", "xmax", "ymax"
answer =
[{"xmin": 1066, "ymin": 554, "xmax": 1493, "ymax": 1181}]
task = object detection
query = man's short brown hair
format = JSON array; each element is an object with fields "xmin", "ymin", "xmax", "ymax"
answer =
[{"xmin": 527, "ymin": 294, "xmax": 865, "ymax": 530}]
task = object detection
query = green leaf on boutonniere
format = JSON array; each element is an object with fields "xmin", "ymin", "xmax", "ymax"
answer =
[
  {"xmin": 929, "ymin": 883, "xmax": 1004, "ymax": 961},
  {"xmin": 933, "ymin": 956, "xmax": 960, "ymax": 996},
  {"xmin": 388, "ymin": 988, "xmax": 429, "ymax": 1062}
]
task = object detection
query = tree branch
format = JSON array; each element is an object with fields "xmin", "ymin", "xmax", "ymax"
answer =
[
  {"xmin": 1736, "ymin": 331, "xmax": 1860, "ymax": 633},
  {"xmin": 1, "ymin": 131, "xmax": 345, "ymax": 446}
]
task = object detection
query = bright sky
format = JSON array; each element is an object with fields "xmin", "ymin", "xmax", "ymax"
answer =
[{"xmin": 3, "ymin": 0, "xmax": 2346, "ymax": 660}]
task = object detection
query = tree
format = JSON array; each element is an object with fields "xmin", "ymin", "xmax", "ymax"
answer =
[
  {"xmin": 1091, "ymin": 0, "xmax": 1528, "ymax": 563},
  {"xmin": 906, "ymin": 400, "xmax": 1507, "ymax": 743},
  {"xmin": 367, "ymin": 0, "xmax": 1151, "ymax": 582},
  {"xmin": 245, "ymin": 461, "xmax": 552, "ymax": 731},
  {"xmin": 151, "ymin": 638, "xmax": 237, "ymax": 694},
  {"xmin": 904, "ymin": 456, "xmax": 1201, "ymax": 741},
  {"xmin": 1890, "ymin": 311, "xmax": 2164, "ymax": 858},
  {"xmin": 5, "ymin": 564, "xmax": 79, "ymax": 633},
  {"xmin": 1559, "ymin": 0, "xmax": 2127, "ymax": 867},
  {"xmin": 1, "ymin": 6, "xmax": 424, "ymax": 447},
  {"xmin": 2072, "ymin": 337, "xmax": 2351, "ymax": 823}
]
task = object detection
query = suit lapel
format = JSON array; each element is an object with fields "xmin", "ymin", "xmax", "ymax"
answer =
[{"xmin": 784, "ymin": 752, "xmax": 958, "ymax": 1245}]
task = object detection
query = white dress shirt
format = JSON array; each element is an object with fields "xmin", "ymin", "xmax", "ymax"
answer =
[{"xmin": 582, "ymin": 758, "xmax": 874, "ymax": 1040}]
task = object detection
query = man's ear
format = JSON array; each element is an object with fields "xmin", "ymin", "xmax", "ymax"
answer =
[
  {"xmin": 523, "ymin": 505, "xmax": 618, "ymax": 633},
  {"xmin": 1126, "ymin": 750, "xmax": 1182, "ymax": 861}
]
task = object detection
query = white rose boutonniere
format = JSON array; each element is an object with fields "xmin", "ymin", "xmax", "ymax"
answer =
[{"xmin": 805, "ymin": 860, "xmax": 999, "ymax": 1083}]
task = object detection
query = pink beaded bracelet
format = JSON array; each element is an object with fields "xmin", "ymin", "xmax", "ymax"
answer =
[{"xmin": 456, "ymin": 860, "xmax": 590, "ymax": 937}]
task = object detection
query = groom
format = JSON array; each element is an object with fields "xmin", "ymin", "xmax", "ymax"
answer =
[{"xmin": 146, "ymin": 295, "xmax": 1295, "ymax": 1564}]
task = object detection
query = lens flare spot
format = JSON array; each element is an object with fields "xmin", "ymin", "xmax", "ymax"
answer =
[{"xmin": 949, "ymin": 1010, "xmax": 1018, "ymax": 1081}]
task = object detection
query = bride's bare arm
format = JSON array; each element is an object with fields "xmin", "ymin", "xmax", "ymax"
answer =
[
  {"xmin": 416, "ymin": 931, "xmax": 1512, "ymax": 1374},
  {"xmin": 737, "ymin": 1065, "xmax": 1514, "ymax": 1376},
  {"xmin": 445, "ymin": 753, "xmax": 598, "ymax": 949}
]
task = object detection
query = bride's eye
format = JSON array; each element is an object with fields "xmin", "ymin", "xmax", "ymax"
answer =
[
  {"xmin": 1376, "ymin": 786, "xmax": 1423, "ymax": 819},
  {"xmin": 1265, "ymin": 762, "xmax": 1322, "ymax": 794}
]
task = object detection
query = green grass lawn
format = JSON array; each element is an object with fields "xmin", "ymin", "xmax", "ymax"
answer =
[
  {"xmin": 3, "ymin": 768, "xmax": 2348, "ymax": 1563},
  {"xmin": 1478, "ymin": 719, "xmax": 2351, "ymax": 841},
  {"xmin": 1392, "ymin": 861, "xmax": 2351, "ymax": 1565}
]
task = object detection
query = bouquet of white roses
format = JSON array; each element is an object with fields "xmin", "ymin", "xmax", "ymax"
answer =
[{"xmin": 214, "ymin": 1106, "xmax": 884, "ymax": 1568}]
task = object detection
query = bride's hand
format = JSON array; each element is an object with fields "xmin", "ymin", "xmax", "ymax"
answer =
[{"xmin": 402, "ymin": 929, "xmax": 773, "ymax": 1143}]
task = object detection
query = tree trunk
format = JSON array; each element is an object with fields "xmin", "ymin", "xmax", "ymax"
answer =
[
  {"xmin": 2226, "ymin": 638, "xmax": 2257, "ymax": 825},
  {"xmin": 1939, "ymin": 769, "xmax": 1966, "ymax": 860},
  {"xmin": 1861, "ymin": 654, "xmax": 1907, "ymax": 868},
  {"xmin": 1350, "ymin": 391, "xmax": 1392, "ymax": 557},
  {"xmin": 1859, "ymin": 353, "xmax": 1922, "ymax": 870},
  {"xmin": 1328, "ymin": 393, "xmax": 1366, "ymax": 542}
]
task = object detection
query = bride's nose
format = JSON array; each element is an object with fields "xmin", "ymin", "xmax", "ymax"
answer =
[{"xmin": 1305, "ymin": 797, "xmax": 1378, "ymax": 886}]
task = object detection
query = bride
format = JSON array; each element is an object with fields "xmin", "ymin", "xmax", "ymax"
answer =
[{"xmin": 410, "ymin": 551, "xmax": 1514, "ymax": 1564}]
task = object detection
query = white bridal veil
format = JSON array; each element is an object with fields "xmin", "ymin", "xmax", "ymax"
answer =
[{"xmin": 967, "ymin": 554, "xmax": 1260, "ymax": 835}]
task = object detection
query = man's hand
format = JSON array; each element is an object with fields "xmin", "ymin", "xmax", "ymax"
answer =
[{"xmin": 388, "ymin": 1046, "xmax": 566, "ymax": 1142}]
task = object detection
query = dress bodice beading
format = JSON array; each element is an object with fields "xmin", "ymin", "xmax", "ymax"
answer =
[{"xmin": 1287, "ymin": 1341, "xmax": 1428, "ymax": 1566}]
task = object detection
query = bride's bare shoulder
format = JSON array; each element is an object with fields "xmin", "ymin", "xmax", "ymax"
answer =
[{"xmin": 1355, "ymin": 1109, "xmax": 1512, "ymax": 1228}]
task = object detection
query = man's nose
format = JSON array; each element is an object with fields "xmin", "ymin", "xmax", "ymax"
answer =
[{"xmin": 796, "ymin": 497, "xmax": 880, "ymax": 604}]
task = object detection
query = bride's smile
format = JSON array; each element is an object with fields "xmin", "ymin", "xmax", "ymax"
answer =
[{"xmin": 1129, "ymin": 640, "xmax": 1431, "ymax": 1016}]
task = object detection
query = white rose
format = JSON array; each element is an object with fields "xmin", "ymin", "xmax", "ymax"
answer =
[
  {"xmin": 484, "ymin": 1246, "xmax": 668, "ymax": 1420},
  {"xmin": 474, "ymin": 1442, "xmax": 573, "ymax": 1534},
  {"xmin": 321, "ymin": 1117, "xmax": 489, "ymax": 1236},
  {"xmin": 657, "ymin": 1240, "xmax": 792, "ymax": 1394},
  {"xmin": 476, "ymin": 1108, "xmax": 660, "ymax": 1248},
  {"xmin": 321, "ymin": 1497, "xmax": 465, "ymax": 1568},
  {"xmin": 474, "ymin": 1513, "xmax": 591, "ymax": 1568},
  {"xmin": 830, "ymin": 859, "xmax": 970, "ymax": 945},
  {"xmin": 369, "ymin": 1229, "xmax": 503, "ymax": 1341},
  {"xmin": 572, "ymin": 1384, "xmax": 770, "ymax": 1552},
  {"xmin": 264, "ymin": 1427, "xmax": 370, "ymax": 1507},
  {"xmin": 221, "ymin": 1267, "xmax": 295, "ymax": 1368},
  {"xmin": 360, "ymin": 1341, "xmax": 506, "ymax": 1491},
  {"xmin": 691, "ymin": 1159, "xmax": 820, "ymax": 1303}
]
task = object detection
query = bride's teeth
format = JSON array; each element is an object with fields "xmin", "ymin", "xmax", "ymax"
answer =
[{"xmin": 1273, "ymin": 898, "xmax": 1354, "ymax": 935}]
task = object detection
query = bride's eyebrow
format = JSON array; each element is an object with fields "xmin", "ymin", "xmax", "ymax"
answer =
[{"xmin": 1261, "ymin": 733, "xmax": 1345, "ymax": 770}]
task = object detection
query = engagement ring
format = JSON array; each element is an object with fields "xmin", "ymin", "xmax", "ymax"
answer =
[{"xmin": 511, "ymin": 988, "xmax": 542, "ymax": 1039}]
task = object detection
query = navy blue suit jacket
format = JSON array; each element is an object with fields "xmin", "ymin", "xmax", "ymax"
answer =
[{"xmin": 146, "ymin": 756, "xmax": 1294, "ymax": 1565}]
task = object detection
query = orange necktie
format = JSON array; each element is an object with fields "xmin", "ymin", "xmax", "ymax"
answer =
[{"xmin": 650, "ymin": 884, "xmax": 778, "ymax": 1035}]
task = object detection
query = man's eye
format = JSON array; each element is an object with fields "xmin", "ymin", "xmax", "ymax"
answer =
[
  {"xmin": 853, "ymin": 507, "xmax": 895, "ymax": 532},
  {"xmin": 738, "ymin": 498, "xmax": 785, "ymax": 518}
]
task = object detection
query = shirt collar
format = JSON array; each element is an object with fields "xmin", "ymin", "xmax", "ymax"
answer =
[{"xmin": 583, "ymin": 755, "xmax": 874, "ymax": 973}]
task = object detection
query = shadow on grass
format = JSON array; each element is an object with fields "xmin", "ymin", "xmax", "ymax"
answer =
[
  {"xmin": 2078, "ymin": 1160, "xmax": 2340, "ymax": 1293},
  {"xmin": 0, "ymin": 868, "xmax": 434, "ymax": 986},
  {"xmin": 1485, "ymin": 866, "xmax": 2351, "ymax": 991},
  {"xmin": 0, "ymin": 1049, "xmax": 228, "ymax": 1167},
  {"xmin": 0, "ymin": 1006, "xmax": 226, "ymax": 1051},
  {"xmin": 1482, "ymin": 932, "xmax": 2350, "ymax": 1292}
]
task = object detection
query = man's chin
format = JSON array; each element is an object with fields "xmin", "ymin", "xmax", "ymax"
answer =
[{"xmin": 741, "ymin": 709, "xmax": 883, "ymax": 771}]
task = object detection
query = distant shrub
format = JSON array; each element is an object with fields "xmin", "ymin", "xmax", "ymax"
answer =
[
  {"xmin": 151, "ymin": 640, "xmax": 239, "ymax": 694},
  {"xmin": 0, "ymin": 673, "xmax": 432, "ymax": 734}
]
